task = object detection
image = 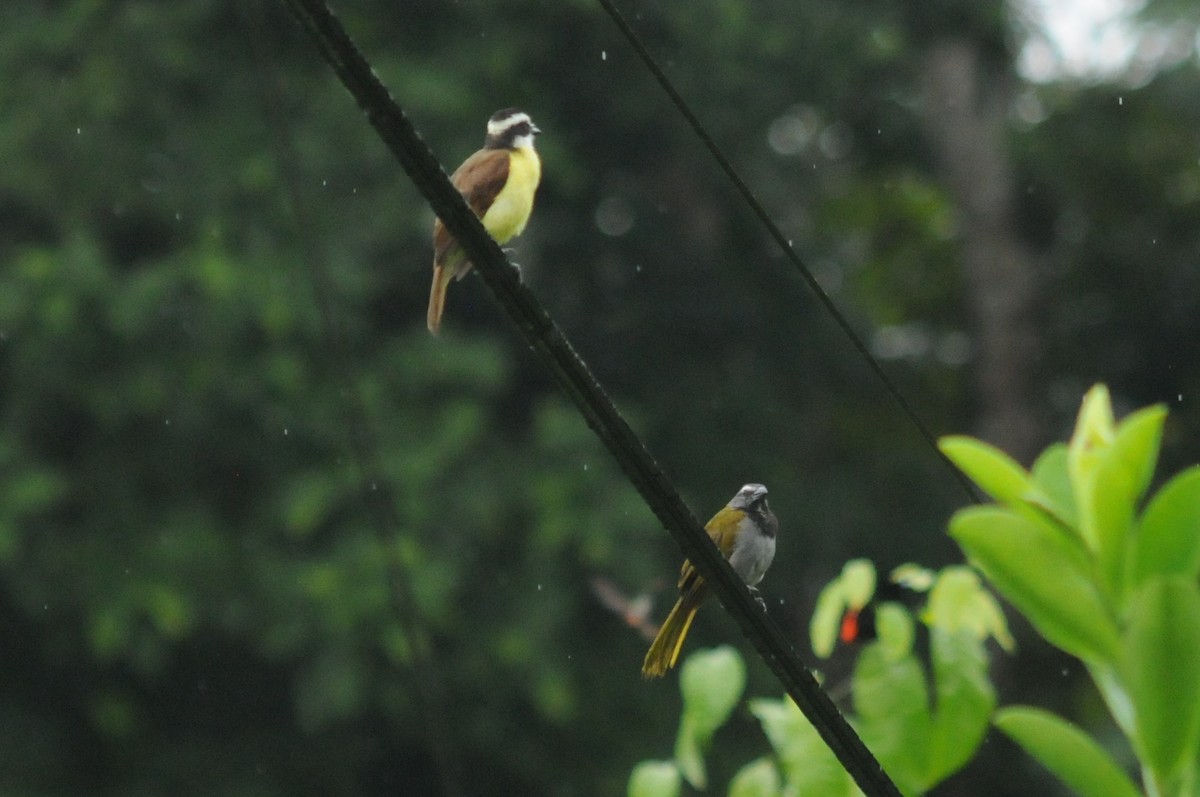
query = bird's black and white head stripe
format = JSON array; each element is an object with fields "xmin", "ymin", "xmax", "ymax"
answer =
[{"xmin": 484, "ymin": 108, "xmax": 540, "ymax": 150}]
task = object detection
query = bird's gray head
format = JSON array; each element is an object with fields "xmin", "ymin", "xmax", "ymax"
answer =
[
  {"xmin": 729, "ymin": 483, "xmax": 769, "ymax": 511},
  {"xmin": 485, "ymin": 108, "xmax": 540, "ymax": 150}
]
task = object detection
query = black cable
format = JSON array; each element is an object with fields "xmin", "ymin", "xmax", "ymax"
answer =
[{"xmin": 594, "ymin": 0, "xmax": 981, "ymax": 503}]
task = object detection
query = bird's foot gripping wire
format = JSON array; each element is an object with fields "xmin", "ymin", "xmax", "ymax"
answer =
[
  {"xmin": 501, "ymin": 247, "xmax": 523, "ymax": 280},
  {"xmin": 748, "ymin": 586, "xmax": 767, "ymax": 612}
]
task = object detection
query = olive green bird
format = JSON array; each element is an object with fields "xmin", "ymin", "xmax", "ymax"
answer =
[{"xmin": 642, "ymin": 483, "xmax": 778, "ymax": 678}]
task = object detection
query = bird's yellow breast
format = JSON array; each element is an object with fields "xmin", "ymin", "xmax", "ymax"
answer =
[{"xmin": 481, "ymin": 147, "xmax": 541, "ymax": 244}]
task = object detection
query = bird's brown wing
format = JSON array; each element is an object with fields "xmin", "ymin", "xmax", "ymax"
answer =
[{"xmin": 433, "ymin": 148, "xmax": 511, "ymax": 272}]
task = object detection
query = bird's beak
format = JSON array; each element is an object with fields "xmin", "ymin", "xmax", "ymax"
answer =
[{"xmin": 531, "ymin": 124, "xmax": 542, "ymax": 136}]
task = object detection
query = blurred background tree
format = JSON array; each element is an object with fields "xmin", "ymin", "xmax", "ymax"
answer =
[{"xmin": 0, "ymin": 0, "xmax": 1196, "ymax": 794}]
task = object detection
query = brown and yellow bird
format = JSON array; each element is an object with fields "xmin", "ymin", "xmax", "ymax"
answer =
[
  {"xmin": 642, "ymin": 483, "xmax": 778, "ymax": 678},
  {"xmin": 427, "ymin": 108, "xmax": 542, "ymax": 334}
]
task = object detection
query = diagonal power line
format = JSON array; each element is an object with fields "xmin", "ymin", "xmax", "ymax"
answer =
[
  {"xmin": 281, "ymin": 0, "xmax": 903, "ymax": 794},
  {"xmin": 594, "ymin": 0, "xmax": 980, "ymax": 502}
]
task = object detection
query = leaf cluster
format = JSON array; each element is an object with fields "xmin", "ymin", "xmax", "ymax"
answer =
[{"xmin": 944, "ymin": 385, "xmax": 1200, "ymax": 796}]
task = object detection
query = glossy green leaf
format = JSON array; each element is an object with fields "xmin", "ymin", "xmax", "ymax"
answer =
[
  {"xmin": 995, "ymin": 707, "xmax": 1142, "ymax": 797},
  {"xmin": 1070, "ymin": 385, "xmax": 1117, "ymax": 467},
  {"xmin": 1111, "ymin": 404, "xmax": 1167, "ymax": 505},
  {"xmin": 679, "ymin": 646, "xmax": 745, "ymax": 738},
  {"xmin": 728, "ymin": 758, "xmax": 782, "ymax": 797},
  {"xmin": 926, "ymin": 565, "xmax": 1014, "ymax": 650},
  {"xmin": 1069, "ymin": 386, "xmax": 1117, "ymax": 553},
  {"xmin": 810, "ymin": 560, "xmax": 876, "ymax": 658},
  {"xmin": 750, "ymin": 697, "xmax": 856, "ymax": 797},
  {"xmin": 810, "ymin": 577, "xmax": 847, "ymax": 659},
  {"xmin": 1086, "ymin": 450, "xmax": 1138, "ymax": 600},
  {"xmin": 853, "ymin": 641, "xmax": 931, "ymax": 792},
  {"xmin": 950, "ymin": 506, "xmax": 1120, "ymax": 663},
  {"xmin": 874, "ymin": 603, "xmax": 915, "ymax": 661},
  {"xmin": 927, "ymin": 629, "xmax": 995, "ymax": 785},
  {"xmin": 1134, "ymin": 466, "xmax": 1200, "ymax": 582},
  {"xmin": 1089, "ymin": 664, "xmax": 1138, "ymax": 740},
  {"xmin": 1123, "ymin": 577, "xmax": 1200, "ymax": 779},
  {"xmin": 628, "ymin": 761, "xmax": 681, "ymax": 797},
  {"xmin": 674, "ymin": 713, "xmax": 705, "ymax": 790},
  {"xmin": 890, "ymin": 563, "xmax": 936, "ymax": 592},
  {"xmin": 675, "ymin": 647, "xmax": 745, "ymax": 788},
  {"xmin": 1029, "ymin": 444, "xmax": 1078, "ymax": 529},
  {"xmin": 939, "ymin": 435, "xmax": 1031, "ymax": 505},
  {"xmin": 842, "ymin": 559, "xmax": 878, "ymax": 609},
  {"xmin": 1087, "ymin": 405, "xmax": 1166, "ymax": 598}
]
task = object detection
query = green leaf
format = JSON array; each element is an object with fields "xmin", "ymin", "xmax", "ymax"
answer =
[
  {"xmin": 842, "ymin": 559, "xmax": 877, "ymax": 609},
  {"xmin": 1090, "ymin": 664, "xmax": 1138, "ymax": 741},
  {"xmin": 926, "ymin": 565, "xmax": 1014, "ymax": 651},
  {"xmin": 995, "ymin": 707, "xmax": 1142, "ymax": 797},
  {"xmin": 939, "ymin": 435, "xmax": 1031, "ymax": 505},
  {"xmin": 1123, "ymin": 577, "xmax": 1200, "ymax": 780},
  {"xmin": 810, "ymin": 577, "xmax": 847, "ymax": 659},
  {"xmin": 1134, "ymin": 467, "xmax": 1200, "ymax": 582},
  {"xmin": 926, "ymin": 629, "xmax": 995, "ymax": 785},
  {"xmin": 674, "ymin": 713, "xmax": 705, "ymax": 790},
  {"xmin": 1088, "ymin": 452, "xmax": 1139, "ymax": 600},
  {"xmin": 675, "ymin": 647, "xmax": 746, "ymax": 788},
  {"xmin": 628, "ymin": 760, "xmax": 681, "ymax": 797},
  {"xmin": 1087, "ymin": 405, "xmax": 1166, "ymax": 600},
  {"xmin": 1111, "ymin": 404, "xmax": 1167, "ymax": 505},
  {"xmin": 810, "ymin": 560, "xmax": 876, "ymax": 658},
  {"xmin": 678, "ymin": 646, "xmax": 745, "ymax": 739},
  {"xmin": 1069, "ymin": 385, "xmax": 1117, "ymax": 553},
  {"xmin": 1029, "ymin": 444, "xmax": 1078, "ymax": 529},
  {"xmin": 728, "ymin": 758, "xmax": 782, "ymax": 797},
  {"xmin": 949, "ymin": 506, "xmax": 1120, "ymax": 663},
  {"xmin": 889, "ymin": 563, "xmax": 935, "ymax": 592},
  {"xmin": 749, "ymin": 697, "xmax": 856, "ymax": 797},
  {"xmin": 852, "ymin": 640, "xmax": 931, "ymax": 792},
  {"xmin": 874, "ymin": 603, "xmax": 915, "ymax": 661}
]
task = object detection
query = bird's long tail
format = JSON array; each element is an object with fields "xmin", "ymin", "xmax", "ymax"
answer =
[
  {"xmin": 642, "ymin": 596, "xmax": 700, "ymax": 678},
  {"xmin": 426, "ymin": 261, "xmax": 454, "ymax": 334}
]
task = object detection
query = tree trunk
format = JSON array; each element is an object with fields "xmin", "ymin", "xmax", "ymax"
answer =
[{"xmin": 920, "ymin": 39, "xmax": 1044, "ymax": 462}]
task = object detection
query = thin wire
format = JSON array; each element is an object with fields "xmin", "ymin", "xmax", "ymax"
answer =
[{"xmin": 594, "ymin": 0, "xmax": 980, "ymax": 502}]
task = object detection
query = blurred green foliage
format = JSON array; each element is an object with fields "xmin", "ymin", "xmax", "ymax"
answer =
[
  {"xmin": 1, "ymin": 0, "xmax": 1197, "ymax": 793},
  {"xmin": 630, "ymin": 565, "xmax": 1009, "ymax": 797},
  {"xmin": 947, "ymin": 387, "xmax": 1200, "ymax": 797}
]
